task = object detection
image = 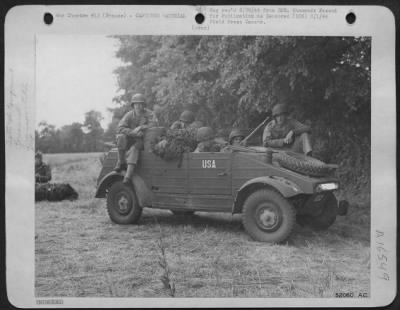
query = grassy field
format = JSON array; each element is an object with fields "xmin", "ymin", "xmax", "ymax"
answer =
[{"xmin": 35, "ymin": 153, "xmax": 370, "ymax": 298}]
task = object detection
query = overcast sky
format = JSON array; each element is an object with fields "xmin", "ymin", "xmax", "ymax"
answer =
[{"xmin": 36, "ymin": 35, "xmax": 123, "ymax": 129}]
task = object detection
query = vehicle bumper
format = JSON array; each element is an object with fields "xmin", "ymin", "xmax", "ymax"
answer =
[{"xmin": 298, "ymin": 192, "xmax": 348, "ymax": 216}]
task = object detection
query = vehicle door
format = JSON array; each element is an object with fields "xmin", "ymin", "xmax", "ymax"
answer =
[
  {"xmin": 138, "ymin": 152, "xmax": 188, "ymax": 209},
  {"xmin": 187, "ymin": 152, "xmax": 232, "ymax": 196}
]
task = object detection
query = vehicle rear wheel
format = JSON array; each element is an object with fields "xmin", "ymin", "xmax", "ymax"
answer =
[
  {"xmin": 242, "ymin": 189, "xmax": 296, "ymax": 243},
  {"xmin": 298, "ymin": 192, "xmax": 338, "ymax": 230},
  {"xmin": 106, "ymin": 181, "xmax": 142, "ymax": 224}
]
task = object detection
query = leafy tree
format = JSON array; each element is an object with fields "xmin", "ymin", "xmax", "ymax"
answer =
[
  {"xmin": 112, "ymin": 35, "xmax": 371, "ymax": 197},
  {"xmin": 83, "ymin": 110, "xmax": 104, "ymax": 152},
  {"xmin": 59, "ymin": 122, "xmax": 84, "ymax": 152}
]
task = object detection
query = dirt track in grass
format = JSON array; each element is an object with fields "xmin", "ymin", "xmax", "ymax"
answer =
[{"xmin": 35, "ymin": 153, "xmax": 370, "ymax": 298}]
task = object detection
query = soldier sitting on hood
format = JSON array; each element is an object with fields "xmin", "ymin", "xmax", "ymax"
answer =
[
  {"xmin": 35, "ymin": 151, "xmax": 52, "ymax": 183},
  {"xmin": 262, "ymin": 103, "xmax": 312, "ymax": 156},
  {"xmin": 194, "ymin": 127, "xmax": 222, "ymax": 153},
  {"xmin": 114, "ymin": 93, "xmax": 158, "ymax": 184}
]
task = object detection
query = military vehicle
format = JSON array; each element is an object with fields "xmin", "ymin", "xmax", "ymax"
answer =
[{"xmin": 95, "ymin": 127, "xmax": 348, "ymax": 243}]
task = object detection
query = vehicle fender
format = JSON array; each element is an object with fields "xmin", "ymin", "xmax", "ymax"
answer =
[
  {"xmin": 233, "ymin": 176, "xmax": 304, "ymax": 214},
  {"xmin": 95, "ymin": 173, "xmax": 152, "ymax": 207},
  {"xmin": 95, "ymin": 171, "xmax": 124, "ymax": 198}
]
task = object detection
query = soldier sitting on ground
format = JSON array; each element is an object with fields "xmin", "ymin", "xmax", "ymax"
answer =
[
  {"xmin": 221, "ymin": 129, "xmax": 246, "ymax": 152},
  {"xmin": 262, "ymin": 103, "xmax": 312, "ymax": 156},
  {"xmin": 35, "ymin": 151, "xmax": 52, "ymax": 183},
  {"xmin": 194, "ymin": 127, "xmax": 222, "ymax": 153},
  {"xmin": 170, "ymin": 110, "xmax": 197, "ymax": 130},
  {"xmin": 114, "ymin": 93, "xmax": 158, "ymax": 184}
]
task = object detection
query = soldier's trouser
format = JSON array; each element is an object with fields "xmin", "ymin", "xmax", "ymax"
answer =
[
  {"xmin": 282, "ymin": 133, "xmax": 312, "ymax": 154},
  {"xmin": 116, "ymin": 134, "xmax": 144, "ymax": 165}
]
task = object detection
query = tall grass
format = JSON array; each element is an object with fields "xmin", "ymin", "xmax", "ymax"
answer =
[{"xmin": 35, "ymin": 153, "xmax": 370, "ymax": 298}]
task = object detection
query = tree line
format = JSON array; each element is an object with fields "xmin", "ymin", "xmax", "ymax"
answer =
[
  {"xmin": 110, "ymin": 35, "xmax": 371, "ymax": 195},
  {"xmin": 35, "ymin": 110, "xmax": 117, "ymax": 153},
  {"xmin": 36, "ymin": 36, "xmax": 371, "ymax": 197}
]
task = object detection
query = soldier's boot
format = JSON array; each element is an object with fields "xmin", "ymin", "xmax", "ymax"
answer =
[
  {"xmin": 114, "ymin": 149, "xmax": 127, "ymax": 172},
  {"xmin": 122, "ymin": 164, "xmax": 135, "ymax": 185}
]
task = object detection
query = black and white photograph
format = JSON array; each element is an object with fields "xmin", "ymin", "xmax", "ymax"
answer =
[
  {"xmin": 5, "ymin": 5, "xmax": 396, "ymax": 308},
  {"xmin": 33, "ymin": 34, "xmax": 371, "ymax": 298}
]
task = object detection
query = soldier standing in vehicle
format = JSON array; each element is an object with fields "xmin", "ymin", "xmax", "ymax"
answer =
[
  {"xmin": 194, "ymin": 127, "xmax": 222, "ymax": 153},
  {"xmin": 114, "ymin": 93, "xmax": 158, "ymax": 184},
  {"xmin": 170, "ymin": 110, "xmax": 197, "ymax": 130},
  {"xmin": 262, "ymin": 103, "xmax": 312, "ymax": 156},
  {"xmin": 35, "ymin": 151, "xmax": 52, "ymax": 183}
]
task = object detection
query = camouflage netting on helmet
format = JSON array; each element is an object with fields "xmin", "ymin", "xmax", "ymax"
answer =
[
  {"xmin": 35, "ymin": 183, "xmax": 79, "ymax": 202},
  {"xmin": 151, "ymin": 127, "xmax": 198, "ymax": 161}
]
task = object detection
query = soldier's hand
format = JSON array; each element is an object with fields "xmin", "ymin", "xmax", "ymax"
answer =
[
  {"xmin": 158, "ymin": 140, "xmax": 168, "ymax": 148},
  {"xmin": 131, "ymin": 127, "xmax": 141, "ymax": 135},
  {"xmin": 284, "ymin": 130, "xmax": 294, "ymax": 144},
  {"xmin": 136, "ymin": 131, "xmax": 144, "ymax": 138}
]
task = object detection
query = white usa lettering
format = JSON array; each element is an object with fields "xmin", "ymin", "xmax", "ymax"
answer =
[{"xmin": 202, "ymin": 160, "xmax": 216, "ymax": 168}]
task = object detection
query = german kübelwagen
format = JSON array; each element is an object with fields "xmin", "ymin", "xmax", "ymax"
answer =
[{"xmin": 95, "ymin": 127, "xmax": 348, "ymax": 243}]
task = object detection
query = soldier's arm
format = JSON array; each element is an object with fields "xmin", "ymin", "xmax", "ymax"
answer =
[
  {"xmin": 262, "ymin": 123, "xmax": 285, "ymax": 148},
  {"xmin": 117, "ymin": 111, "xmax": 135, "ymax": 135},
  {"xmin": 290, "ymin": 119, "xmax": 311, "ymax": 136},
  {"xmin": 194, "ymin": 143, "xmax": 203, "ymax": 153}
]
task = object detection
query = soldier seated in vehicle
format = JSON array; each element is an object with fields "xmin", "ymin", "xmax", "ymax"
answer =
[
  {"xmin": 221, "ymin": 129, "xmax": 246, "ymax": 152},
  {"xmin": 114, "ymin": 93, "xmax": 158, "ymax": 184},
  {"xmin": 262, "ymin": 103, "xmax": 312, "ymax": 156},
  {"xmin": 194, "ymin": 127, "xmax": 222, "ymax": 153},
  {"xmin": 35, "ymin": 151, "xmax": 52, "ymax": 183},
  {"xmin": 170, "ymin": 110, "xmax": 197, "ymax": 130}
]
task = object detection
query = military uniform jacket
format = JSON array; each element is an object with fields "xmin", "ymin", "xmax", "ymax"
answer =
[
  {"xmin": 262, "ymin": 118, "xmax": 311, "ymax": 148},
  {"xmin": 117, "ymin": 108, "xmax": 158, "ymax": 136},
  {"xmin": 35, "ymin": 163, "xmax": 52, "ymax": 183}
]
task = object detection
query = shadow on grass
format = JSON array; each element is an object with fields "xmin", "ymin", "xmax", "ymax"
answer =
[
  {"xmin": 137, "ymin": 203, "xmax": 370, "ymax": 246},
  {"xmin": 140, "ymin": 209, "xmax": 243, "ymax": 233}
]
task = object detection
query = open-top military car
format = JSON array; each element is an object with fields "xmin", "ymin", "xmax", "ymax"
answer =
[{"xmin": 95, "ymin": 126, "xmax": 348, "ymax": 243}]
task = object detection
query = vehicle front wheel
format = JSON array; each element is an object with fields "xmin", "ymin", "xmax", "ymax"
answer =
[
  {"xmin": 106, "ymin": 181, "xmax": 142, "ymax": 224},
  {"xmin": 242, "ymin": 189, "xmax": 296, "ymax": 243}
]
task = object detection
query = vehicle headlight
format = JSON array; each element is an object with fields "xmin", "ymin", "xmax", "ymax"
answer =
[{"xmin": 315, "ymin": 182, "xmax": 339, "ymax": 192}]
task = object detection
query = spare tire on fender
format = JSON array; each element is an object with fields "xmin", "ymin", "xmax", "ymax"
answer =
[{"xmin": 274, "ymin": 151, "xmax": 338, "ymax": 177}]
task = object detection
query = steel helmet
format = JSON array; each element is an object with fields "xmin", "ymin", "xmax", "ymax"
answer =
[
  {"xmin": 131, "ymin": 93, "xmax": 145, "ymax": 105},
  {"xmin": 272, "ymin": 103, "xmax": 289, "ymax": 117},
  {"xmin": 179, "ymin": 110, "xmax": 195, "ymax": 123},
  {"xmin": 196, "ymin": 127, "xmax": 214, "ymax": 142},
  {"xmin": 35, "ymin": 151, "xmax": 43, "ymax": 160},
  {"xmin": 229, "ymin": 129, "xmax": 245, "ymax": 143}
]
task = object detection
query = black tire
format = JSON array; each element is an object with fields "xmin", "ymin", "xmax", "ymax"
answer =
[
  {"xmin": 171, "ymin": 210, "xmax": 195, "ymax": 216},
  {"xmin": 106, "ymin": 181, "xmax": 142, "ymax": 224},
  {"xmin": 242, "ymin": 189, "xmax": 296, "ymax": 243},
  {"xmin": 299, "ymin": 192, "xmax": 338, "ymax": 230},
  {"xmin": 274, "ymin": 151, "xmax": 337, "ymax": 177}
]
